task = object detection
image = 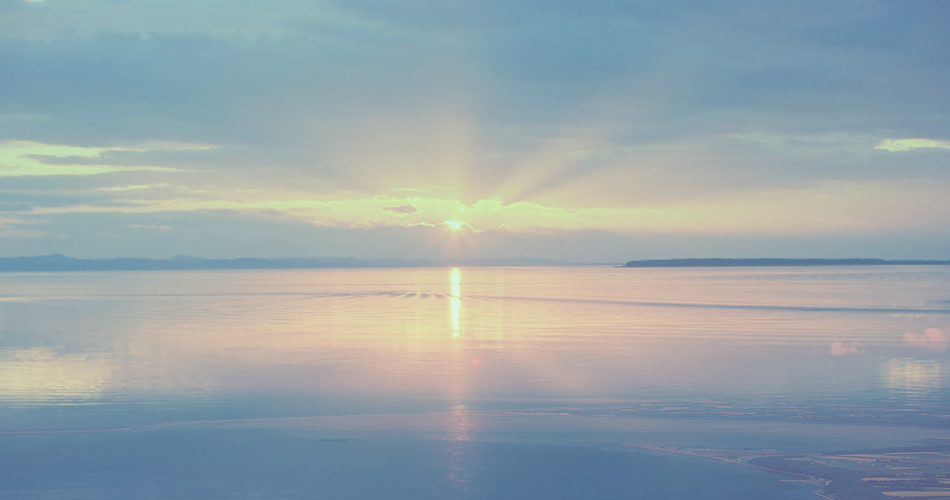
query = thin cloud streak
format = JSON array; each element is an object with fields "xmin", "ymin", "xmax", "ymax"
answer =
[{"xmin": 875, "ymin": 138, "xmax": 950, "ymax": 152}]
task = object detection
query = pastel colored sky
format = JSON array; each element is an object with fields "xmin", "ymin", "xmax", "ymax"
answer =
[{"xmin": 1, "ymin": 0, "xmax": 948, "ymax": 261}]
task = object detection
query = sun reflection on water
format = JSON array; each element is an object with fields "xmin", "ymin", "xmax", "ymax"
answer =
[
  {"xmin": 450, "ymin": 267, "xmax": 461, "ymax": 338},
  {"xmin": 446, "ymin": 401, "xmax": 472, "ymax": 486},
  {"xmin": 2, "ymin": 267, "xmax": 948, "ymax": 413}
]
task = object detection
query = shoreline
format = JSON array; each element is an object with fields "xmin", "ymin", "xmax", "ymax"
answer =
[{"xmin": 630, "ymin": 445, "xmax": 832, "ymax": 499}]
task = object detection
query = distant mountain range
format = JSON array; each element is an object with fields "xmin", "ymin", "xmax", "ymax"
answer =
[
  {"xmin": 0, "ymin": 254, "xmax": 571, "ymax": 272},
  {"xmin": 624, "ymin": 258, "xmax": 950, "ymax": 268}
]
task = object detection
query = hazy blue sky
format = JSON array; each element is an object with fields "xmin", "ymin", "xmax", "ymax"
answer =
[{"xmin": 1, "ymin": 0, "xmax": 948, "ymax": 261}]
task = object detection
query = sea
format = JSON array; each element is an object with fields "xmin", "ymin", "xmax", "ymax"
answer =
[{"xmin": 1, "ymin": 265, "xmax": 949, "ymax": 499}]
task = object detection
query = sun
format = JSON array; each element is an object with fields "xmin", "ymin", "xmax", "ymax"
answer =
[{"xmin": 444, "ymin": 220, "xmax": 463, "ymax": 230}]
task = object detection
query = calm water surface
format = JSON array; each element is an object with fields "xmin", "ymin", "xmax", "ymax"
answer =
[{"xmin": 2, "ymin": 266, "xmax": 948, "ymax": 498}]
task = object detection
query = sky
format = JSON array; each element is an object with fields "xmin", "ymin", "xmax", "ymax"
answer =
[{"xmin": 1, "ymin": 0, "xmax": 949, "ymax": 262}]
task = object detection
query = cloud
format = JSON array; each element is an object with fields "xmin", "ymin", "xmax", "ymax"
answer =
[
  {"xmin": 830, "ymin": 341, "xmax": 865, "ymax": 356},
  {"xmin": 0, "ymin": 141, "xmax": 195, "ymax": 177},
  {"xmin": 98, "ymin": 184, "xmax": 165, "ymax": 192},
  {"xmin": 0, "ymin": 215, "xmax": 46, "ymax": 239},
  {"xmin": 875, "ymin": 139, "xmax": 950, "ymax": 152},
  {"xmin": 383, "ymin": 204, "xmax": 418, "ymax": 215},
  {"xmin": 903, "ymin": 328, "xmax": 948, "ymax": 352}
]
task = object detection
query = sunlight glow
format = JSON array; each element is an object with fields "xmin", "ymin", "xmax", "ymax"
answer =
[{"xmin": 445, "ymin": 220, "xmax": 463, "ymax": 230}]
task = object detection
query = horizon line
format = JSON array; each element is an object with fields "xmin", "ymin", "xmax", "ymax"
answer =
[{"xmin": 0, "ymin": 254, "xmax": 949, "ymax": 272}]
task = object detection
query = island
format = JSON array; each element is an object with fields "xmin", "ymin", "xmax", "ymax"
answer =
[{"xmin": 624, "ymin": 258, "xmax": 950, "ymax": 268}]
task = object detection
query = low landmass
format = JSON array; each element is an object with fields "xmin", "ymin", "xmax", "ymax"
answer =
[
  {"xmin": 625, "ymin": 258, "xmax": 950, "ymax": 268},
  {"xmin": 0, "ymin": 254, "xmax": 570, "ymax": 272}
]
